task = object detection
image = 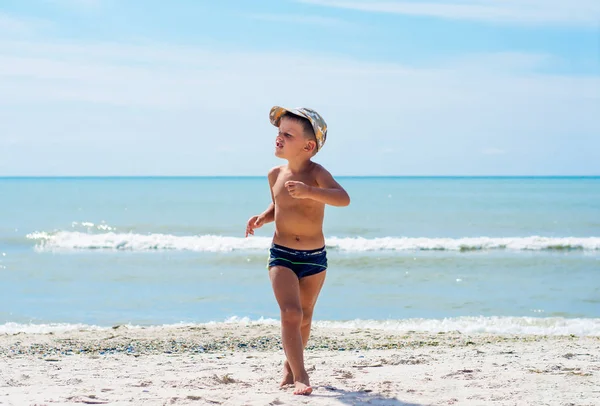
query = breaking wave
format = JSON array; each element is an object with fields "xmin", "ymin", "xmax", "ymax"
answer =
[
  {"xmin": 2, "ymin": 316, "xmax": 599, "ymax": 336},
  {"xmin": 25, "ymin": 231, "xmax": 600, "ymax": 252}
]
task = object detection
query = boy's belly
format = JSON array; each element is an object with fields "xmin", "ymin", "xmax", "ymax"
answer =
[{"xmin": 273, "ymin": 208, "xmax": 325, "ymax": 250}]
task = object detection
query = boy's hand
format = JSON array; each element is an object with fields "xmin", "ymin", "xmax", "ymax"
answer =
[
  {"xmin": 245, "ymin": 215, "xmax": 264, "ymax": 237},
  {"xmin": 285, "ymin": 181, "xmax": 312, "ymax": 199}
]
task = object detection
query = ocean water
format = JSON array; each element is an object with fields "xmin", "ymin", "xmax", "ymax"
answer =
[{"xmin": 1, "ymin": 177, "xmax": 599, "ymax": 336}]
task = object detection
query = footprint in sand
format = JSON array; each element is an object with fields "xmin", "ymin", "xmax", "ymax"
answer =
[
  {"xmin": 66, "ymin": 395, "xmax": 109, "ymax": 404},
  {"xmin": 131, "ymin": 380, "xmax": 152, "ymax": 387},
  {"xmin": 212, "ymin": 374, "xmax": 236, "ymax": 384}
]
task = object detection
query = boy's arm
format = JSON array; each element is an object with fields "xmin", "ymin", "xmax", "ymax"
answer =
[
  {"xmin": 259, "ymin": 166, "xmax": 280, "ymax": 223},
  {"xmin": 306, "ymin": 166, "xmax": 350, "ymax": 207},
  {"xmin": 259, "ymin": 202, "xmax": 275, "ymax": 223},
  {"xmin": 246, "ymin": 167, "xmax": 279, "ymax": 237}
]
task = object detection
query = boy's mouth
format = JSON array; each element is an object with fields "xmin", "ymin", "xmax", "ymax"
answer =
[{"xmin": 276, "ymin": 141, "xmax": 283, "ymax": 148}]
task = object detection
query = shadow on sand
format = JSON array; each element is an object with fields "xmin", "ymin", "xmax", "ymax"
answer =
[{"xmin": 311, "ymin": 386, "xmax": 426, "ymax": 406}]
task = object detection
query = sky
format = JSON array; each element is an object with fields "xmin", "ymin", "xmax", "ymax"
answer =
[{"xmin": 0, "ymin": 0, "xmax": 599, "ymax": 176}]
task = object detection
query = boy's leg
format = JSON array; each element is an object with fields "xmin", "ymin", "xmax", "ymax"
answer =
[
  {"xmin": 269, "ymin": 266, "xmax": 312, "ymax": 395},
  {"xmin": 281, "ymin": 271, "xmax": 327, "ymax": 385},
  {"xmin": 299, "ymin": 270, "xmax": 327, "ymax": 345}
]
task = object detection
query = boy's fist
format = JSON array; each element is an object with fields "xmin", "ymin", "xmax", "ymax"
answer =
[
  {"xmin": 285, "ymin": 181, "xmax": 312, "ymax": 199},
  {"xmin": 245, "ymin": 215, "xmax": 264, "ymax": 237}
]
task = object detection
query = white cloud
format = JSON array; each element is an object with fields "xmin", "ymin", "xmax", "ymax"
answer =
[
  {"xmin": 298, "ymin": 0, "xmax": 600, "ymax": 26},
  {"xmin": 247, "ymin": 13, "xmax": 348, "ymax": 27},
  {"xmin": 0, "ymin": 13, "xmax": 31, "ymax": 35},
  {"xmin": 0, "ymin": 13, "xmax": 51, "ymax": 36},
  {"xmin": 0, "ymin": 39, "xmax": 598, "ymax": 175},
  {"xmin": 482, "ymin": 148, "xmax": 506, "ymax": 155},
  {"xmin": 0, "ymin": 40, "xmax": 596, "ymax": 126},
  {"xmin": 443, "ymin": 52, "xmax": 555, "ymax": 73},
  {"xmin": 45, "ymin": 0, "xmax": 102, "ymax": 10}
]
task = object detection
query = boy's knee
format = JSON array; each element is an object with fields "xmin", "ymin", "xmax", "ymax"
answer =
[
  {"xmin": 280, "ymin": 306, "xmax": 303, "ymax": 325},
  {"xmin": 301, "ymin": 308, "xmax": 314, "ymax": 325}
]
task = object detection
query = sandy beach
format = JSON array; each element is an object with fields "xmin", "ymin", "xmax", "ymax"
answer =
[{"xmin": 0, "ymin": 324, "xmax": 598, "ymax": 405}]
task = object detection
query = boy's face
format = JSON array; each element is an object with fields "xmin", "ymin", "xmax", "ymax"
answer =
[{"xmin": 274, "ymin": 116, "xmax": 314, "ymax": 159}]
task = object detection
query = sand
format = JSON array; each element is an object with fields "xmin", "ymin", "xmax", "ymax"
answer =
[{"xmin": 0, "ymin": 324, "xmax": 598, "ymax": 405}]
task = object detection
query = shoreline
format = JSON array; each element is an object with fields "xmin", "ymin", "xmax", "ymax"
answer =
[
  {"xmin": 2, "ymin": 323, "xmax": 598, "ymax": 355},
  {"xmin": 1, "ymin": 325, "xmax": 598, "ymax": 405}
]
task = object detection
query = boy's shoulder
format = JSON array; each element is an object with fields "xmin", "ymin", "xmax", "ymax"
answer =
[
  {"xmin": 267, "ymin": 165, "xmax": 283, "ymax": 184},
  {"xmin": 268, "ymin": 165, "xmax": 283, "ymax": 177},
  {"xmin": 310, "ymin": 162, "xmax": 328, "ymax": 173},
  {"xmin": 310, "ymin": 162, "xmax": 333, "ymax": 179}
]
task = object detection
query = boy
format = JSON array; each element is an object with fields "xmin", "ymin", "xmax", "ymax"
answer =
[{"xmin": 245, "ymin": 106, "xmax": 350, "ymax": 395}]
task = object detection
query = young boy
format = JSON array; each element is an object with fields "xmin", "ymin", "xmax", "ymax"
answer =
[{"xmin": 245, "ymin": 106, "xmax": 350, "ymax": 396}]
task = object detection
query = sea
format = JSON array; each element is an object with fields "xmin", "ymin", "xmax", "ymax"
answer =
[{"xmin": 1, "ymin": 177, "xmax": 599, "ymax": 336}]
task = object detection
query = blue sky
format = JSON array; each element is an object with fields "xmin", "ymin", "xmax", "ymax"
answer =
[{"xmin": 0, "ymin": 0, "xmax": 598, "ymax": 176}]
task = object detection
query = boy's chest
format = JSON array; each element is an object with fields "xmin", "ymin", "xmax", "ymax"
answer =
[{"xmin": 272, "ymin": 173, "xmax": 318, "ymax": 205}]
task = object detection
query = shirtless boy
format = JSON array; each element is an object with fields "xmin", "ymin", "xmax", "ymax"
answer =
[{"xmin": 245, "ymin": 106, "xmax": 350, "ymax": 395}]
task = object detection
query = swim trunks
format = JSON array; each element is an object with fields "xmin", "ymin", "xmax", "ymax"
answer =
[{"xmin": 267, "ymin": 243, "xmax": 328, "ymax": 279}]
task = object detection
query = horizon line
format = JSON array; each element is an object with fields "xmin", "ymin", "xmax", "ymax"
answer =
[{"xmin": 1, "ymin": 175, "xmax": 599, "ymax": 179}]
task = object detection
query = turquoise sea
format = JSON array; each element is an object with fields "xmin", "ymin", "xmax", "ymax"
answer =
[{"xmin": 1, "ymin": 177, "xmax": 599, "ymax": 335}]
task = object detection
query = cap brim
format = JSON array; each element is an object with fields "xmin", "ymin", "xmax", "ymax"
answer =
[{"xmin": 269, "ymin": 106, "xmax": 308, "ymax": 127}]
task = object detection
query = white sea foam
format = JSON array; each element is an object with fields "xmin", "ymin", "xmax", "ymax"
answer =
[
  {"xmin": 327, "ymin": 236, "xmax": 600, "ymax": 251},
  {"xmin": 312, "ymin": 316, "xmax": 600, "ymax": 336},
  {"xmin": 0, "ymin": 322, "xmax": 107, "ymax": 334},
  {"xmin": 26, "ymin": 232, "xmax": 271, "ymax": 252},
  {"xmin": 25, "ymin": 231, "xmax": 600, "ymax": 252},
  {"xmin": 218, "ymin": 316, "xmax": 600, "ymax": 336},
  {"xmin": 71, "ymin": 221, "xmax": 115, "ymax": 231},
  {"xmin": 2, "ymin": 316, "xmax": 599, "ymax": 336}
]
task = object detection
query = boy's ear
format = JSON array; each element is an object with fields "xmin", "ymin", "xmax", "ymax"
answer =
[{"xmin": 304, "ymin": 140, "xmax": 316, "ymax": 152}]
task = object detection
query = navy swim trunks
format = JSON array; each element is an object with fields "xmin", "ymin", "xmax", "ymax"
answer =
[{"xmin": 267, "ymin": 243, "xmax": 328, "ymax": 279}]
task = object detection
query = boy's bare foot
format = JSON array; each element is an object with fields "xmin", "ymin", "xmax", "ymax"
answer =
[
  {"xmin": 293, "ymin": 373, "xmax": 312, "ymax": 396},
  {"xmin": 280, "ymin": 361, "xmax": 293, "ymax": 387}
]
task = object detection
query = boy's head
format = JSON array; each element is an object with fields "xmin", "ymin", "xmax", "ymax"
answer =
[{"xmin": 269, "ymin": 106, "xmax": 327, "ymax": 158}]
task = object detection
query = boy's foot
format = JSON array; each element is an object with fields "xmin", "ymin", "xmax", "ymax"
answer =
[
  {"xmin": 280, "ymin": 361, "xmax": 293, "ymax": 387},
  {"xmin": 293, "ymin": 373, "xmax": 312, "ymax": 396}
]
